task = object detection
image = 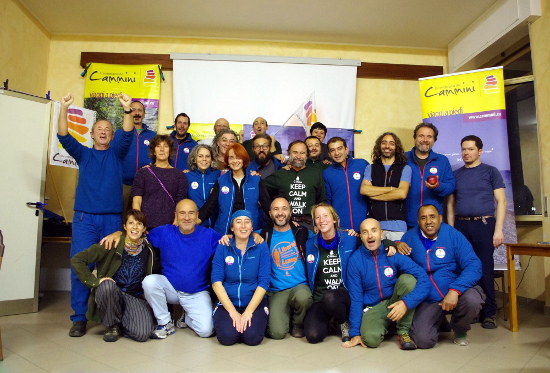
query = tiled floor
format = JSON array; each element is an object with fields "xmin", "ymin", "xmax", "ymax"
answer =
[{"xmin": 0, "ymin": 292, "xmax": 549, "ymax": 372}]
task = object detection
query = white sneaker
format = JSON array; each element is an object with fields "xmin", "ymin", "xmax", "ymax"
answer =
[
  {"xmin": 150, "ymin": 321, "xmax": 175, "ymax": 339},
  {"xmin": 176, "ymin": 312, "xmax": 187, "ymax": 329}
]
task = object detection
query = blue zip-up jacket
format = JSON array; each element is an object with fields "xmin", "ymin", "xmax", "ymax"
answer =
[
  {"xmin": 305, "ymin": 231, "xmax": 360, "ymax": 293},
  {"xmin": 186, "ymin": 167, "xmax": 221, "ymax": 228},
  {"xmin": 400, "ymin": 223, "xmax": 481, "ymax": 303},
  {"xmin": 323, "ymin": 157, "xmax": 369, "ymax": 231},
  {"xmin": 247, "ymin": 156, "xmax": 283, "ymax": 176},
  {"xmin": 115, "ymin": 125, "xmax": 156, "ymax": 185},
  {"xmin": 170, "ymin": 131, "xmax": 198, "ymax": 170},
  {"xmin": 212, "ymin": 171, "xmax": 262, "ymax": 235},
  {"xmin": 347, "ymin": 243, "xmax": 430, "ymax": 337},
  {"xmin": 405, "ymin": 147, "xmax": 455, "ymax": 227},
  {"xmin": 211, "ymin": 237, "xmax": 271, "ymax": 307}
]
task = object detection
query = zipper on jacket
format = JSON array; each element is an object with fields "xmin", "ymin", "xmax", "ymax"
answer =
[
  {"xmin": 426, "ymin": 249, "xmax": 445, "ymax": 299},
  {"xmin": 373, "ymin": 253, "xmax": 384, "ymax": 300}
]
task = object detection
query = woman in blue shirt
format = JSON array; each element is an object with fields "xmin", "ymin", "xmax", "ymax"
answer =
[{"xmin": 211, "ymin": 210, "xmax": 271, "ymax": 346}]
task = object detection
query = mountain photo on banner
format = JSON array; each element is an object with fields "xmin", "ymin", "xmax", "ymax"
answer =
[{"xmin": 83, "ymin": 63, "xmax": 161, "ymax": 131}]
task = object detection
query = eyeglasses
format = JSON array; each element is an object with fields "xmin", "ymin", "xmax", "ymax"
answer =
[{"xmin": 253, "ymin": 144, "xmax": 269, "ymax": 150}]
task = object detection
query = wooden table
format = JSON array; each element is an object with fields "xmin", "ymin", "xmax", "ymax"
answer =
[{"xmin": 506, "ymin": 243, "xmax": 550, "ymax": 331}]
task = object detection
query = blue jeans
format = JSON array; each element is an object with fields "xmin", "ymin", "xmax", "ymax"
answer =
[
  {"xmin": 213, "ymin": 298, "xmax": 269, "ymax": 346},
  {"xmin": 70, "ymin": 211, "xmax": 121, "ymax": 322}
]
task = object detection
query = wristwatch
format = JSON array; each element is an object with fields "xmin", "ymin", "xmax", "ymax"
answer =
[{"xmin": 124, "ymin": 108, "xmax": 133, "ymax": 114}]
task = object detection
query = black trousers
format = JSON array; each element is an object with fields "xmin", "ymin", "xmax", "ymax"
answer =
[{"xmin": 303, "ymin": 288, "xmax": 350, "ymax": 344}]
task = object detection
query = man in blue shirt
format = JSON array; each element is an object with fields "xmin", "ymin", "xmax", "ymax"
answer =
[
  {"xmin": 57, "ymin": 93, "xmax": 134, "ymax": 337},
  {"xmin": 447, "ymin": 135, "xmax": 506, "ymax": 329},
  {"xmin": 170, "ymin": 113, "xmax": 198, "ymax": 170}
]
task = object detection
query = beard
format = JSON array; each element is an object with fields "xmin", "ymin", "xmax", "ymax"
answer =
[
  {"xmin": 255, "ymin": 151, "xmax": 270, "ymax": 166},
  {"xmin": 273, "ymin": 214, "xmax": 290, "ymax": 227}
]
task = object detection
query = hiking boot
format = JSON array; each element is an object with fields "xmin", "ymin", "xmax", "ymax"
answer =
[
  {"xmin": 103, "ymin": 325, "xmax": 120, "ymax": 342},
  {"xmin": 398, "ymin": 333, "xmax": 417, "ymax": 350},
  {"xmin": 69, "ymin": 321, "xmax": 87, "ymax": 337},
  {"xmin": 340, "ymin": 321, "xmax": 351, "ymax": 342},
  {"xmin": 291, "ymin": 325, "xmax": 305, "ymax": 338},
  {"xmin": 176, "ymin": 311, "xmax": 187, "ymax": 329},
  {"xmin": 454, "ymin": 332, "xmax": 469, "ymax": 346},
  {"xmin": 150, "ymin": 321, "xmax": 175, "ymax": 339},
  {"xmin": 481, "ymin": 316, "xmax": 497, "ymax": 329}
]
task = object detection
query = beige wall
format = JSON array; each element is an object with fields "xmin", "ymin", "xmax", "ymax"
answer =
[
  {"xmin": 0, "ymin": 0, "xmax": 50, "ymax": 95},
  {"xmin": 44, "ymin": 35, "xmax": 447, "ymax": 219},
  {"xmin": 530, "ymin": 1, "xmax": 550, "ymax": 308}
]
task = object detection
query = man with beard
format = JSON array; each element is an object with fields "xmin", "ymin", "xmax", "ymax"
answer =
[
  {"xmin": 405, "ymin": 123, "xmax": 455, "ymax": 228},
  {"xmin": 264, "ymin": 140, "xmax": 326, "ymax": 227},
  {"xmin": 170, "ymin": 113, "xmax": 199, "ymax": 170},
  {"xmin": 259, "ymin": 196, "xmax": 314, "ymax": 339},
  {"xmin": 199, "ymin": 118, "xmax": 229, "ymax": 147},
  {"xmin": 243, "ymin": 117, "xmax": 286, "ymax": 163},
  {"xmin": 361, "ymin": 132, "xmax": 411, "ymax": 240},
  {"xmin": 114, "ymin": 100, "xmax": 156, "ymax": 215},
  {"xmin": 247, "ymin": 133, "xmax": 283, "ymax": 178},
  {"xmin": 323, "ymin": 137, "xmax": 369, "ymax": 231},
  {"xmin": 305, "ymin": 136, "xmax": 331, "ymax": 171}
]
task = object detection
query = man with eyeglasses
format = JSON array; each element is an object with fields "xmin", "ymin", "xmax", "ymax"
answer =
[{"xmin": 247, "ymin": 133, "xmax": 283, "ymax": 179}]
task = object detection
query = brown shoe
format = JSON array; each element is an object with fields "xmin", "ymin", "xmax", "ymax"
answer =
[
  {"xmin": 69, "ymin": 321, "xmax": 87, "ymax": 337},
  {"xmin": 291, "ymin": 326, "xmax": 305, "ymax": 338}
]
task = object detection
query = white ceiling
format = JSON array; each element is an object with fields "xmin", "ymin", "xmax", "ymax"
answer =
[{"xmin": 19, "ymin": 0, "xmax": 499, "ymax": 50}]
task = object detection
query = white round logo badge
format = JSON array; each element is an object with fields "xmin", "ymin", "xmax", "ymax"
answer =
[
  {"xmin": 225, "ymin": 256, "xmax": 234, "ymax": 265},
  {"xmin": 384, "ymin": 268, "xmax": 394, "ymax": 277},
  {"xmin": 221, "ymin": 186, "xmax": 230, "ymax": 194},
  {"xmin": 353, "ymin": 172, "xmax": 361, "ymax": 180},
  {"xmin": 144, "ymin": 139, "xmax": 150, "ymax": 146},
  {"xmin": 430, "ymin": 167, "xmax": 438, "ymax": 174},
  {"xmin": 191, "ymin": 181, "xmax": 199, "ymax": 190},
  {"xmin": 435, "ymin": 248, "xmax": 445, "ymax": 258},
  {"xmin": 184, "ymin": 147, "xmax": 190, "ymax": 154},
  {"xmin": 307, "ymin": 254, "xmax": 315, "ymax": 263}
]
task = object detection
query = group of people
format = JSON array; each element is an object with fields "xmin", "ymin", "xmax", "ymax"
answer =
[{"xmin": 60, "ymin": 92, "xmax": 506, "ymax": 350}]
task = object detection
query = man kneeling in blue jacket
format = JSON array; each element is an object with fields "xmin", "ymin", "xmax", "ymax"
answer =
[
  {"xmin": 343, "ymin": 218, "xmax": 430, "ymax": 350},
  {"xmin": 398, "ymin": 204, "xmax": 485, "ymax": 347}
]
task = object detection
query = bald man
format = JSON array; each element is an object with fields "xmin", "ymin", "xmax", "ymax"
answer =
[
  {"xmin": 200, "ymin": 118, "xmax": 230, "ymax": 146},
  {"xmin": 343, "ymin": 218, "xmax": 429, "ymax": 350}
]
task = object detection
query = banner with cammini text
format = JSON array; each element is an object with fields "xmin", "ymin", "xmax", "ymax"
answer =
[
  {"xmin": 419, "ymin": 67, "xmax": 518, "ymax": 269},
  {"xmin": 49, "ymin": 101, "xmax": 95, "ymax": 169},
  {"xmin": 84, "ymin": 63, "xmax": 160, "ymax": 131}
]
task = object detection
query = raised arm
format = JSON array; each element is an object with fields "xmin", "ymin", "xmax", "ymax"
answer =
[
  {"xmin": 118, "ymin": 93, "xmax": 135, "ymax": 132},
  {"xmin": 58, "ymin": 93, "xmax": 74, "ymax": 136}
]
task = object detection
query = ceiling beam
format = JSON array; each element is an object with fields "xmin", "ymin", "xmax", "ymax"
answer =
[{"xmin": 80, "ymin": 52, "xmax": 443, "ymax": 80}]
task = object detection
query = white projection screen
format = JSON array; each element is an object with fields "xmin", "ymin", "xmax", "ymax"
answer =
[{"xmin": 171, "ymin": 54, "xmax": 359, "ymax": 130}]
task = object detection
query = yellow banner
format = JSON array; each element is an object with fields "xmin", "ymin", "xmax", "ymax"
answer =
[
  {"xmin": 84, "ymin": 63, "xmax": 161, "ymax": 131},
  {"xmin": 419, "ymin": 67, "xmax": 505, "ymax": 119}
]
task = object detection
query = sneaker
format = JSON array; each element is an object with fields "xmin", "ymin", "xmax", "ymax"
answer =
[
  {"xmin": 398, "ymin": 333, "xmax": 417, "ymax": 350},
  {"xmin": 454, "ymin": 332, "xmax": 469, "ymax": 346},
  {"xmin": 481, "ymin": 316, "xmax": 497, "ymax": 329},
  {"xmin": 103, "ymin": 325, "xmax": 120, "ymax": 342},
  {"xmin": 340, "ymin": 321, "xmax": 351, "ymax": 342},
  {"xmin": 176, "ymin": 311, "xmax": 187, "ymax": 329},
  {"xmin": 69, "ymin": 321, "xmax": 87, "ymax": 337},
  {"xmin": 150, "ymin": 321, "xmax": 175, "ymax": 339},
  {"xmin": 291, "ymin": 325, "xmax": 305, "ymax": 338}
]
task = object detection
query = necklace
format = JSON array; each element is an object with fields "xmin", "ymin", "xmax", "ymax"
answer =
[{"xmin": 124, "ymin": 236, "xmax": 144, "ymax": 256}]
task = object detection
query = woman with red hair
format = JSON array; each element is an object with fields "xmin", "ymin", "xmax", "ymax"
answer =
[{"xmin": 198, "ymin": 143, "xmax": 271, "ymax": 235}]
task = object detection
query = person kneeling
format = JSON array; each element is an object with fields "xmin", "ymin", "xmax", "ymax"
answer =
[
  {"xmin": 211, "ymin": 210, "xmax": 271, "ymax": 346},
  {"xmin": 71, "ymin": 210, "xmax": 159, "ymax": 342},
  {"xmin": 343, "ymin": 218, "xmax": 430, "ymax": 350}
]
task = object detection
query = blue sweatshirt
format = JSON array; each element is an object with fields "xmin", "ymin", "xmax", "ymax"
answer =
[
  {"xmin": 186, "ymin": 167, "xmax": 221, "ymax": 228},
  {"xmin": 170, "ymin": 131, "xmax": 198, "ymax": 170},
  {"xmin": 405, "ymin": 148, "xmax": 455, "ymax": 227},
  {"xmin": 148, "ymin": 224, "xmax": 220, "ymax": 293},
  {"xmin": 347, "ymin": 243, "xmax": 430, "ymax": 337},
  {"xmin": 58, "ymin": 130, "xmax": 132, "ymax": 214},
  {"xmin": 211, "ymin": 237, "xmax": 271, "ymax": 307},
  {"xmin": 400, "ymin": 223, "xmax": 482, "ymax": 303},
  {"xmin": 114, "ymin": 125, "xmax": 156, "ymax": 185},
  {"xmin": 305, "ymin": 232, "xmax": 360, "ymax": 293},
  {"xmin": 323, "ymin": 157, "xmax": 370, "ymax": 231}
]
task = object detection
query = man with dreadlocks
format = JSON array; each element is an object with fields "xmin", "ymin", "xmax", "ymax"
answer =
[{"xmin": 360, "ymin": 132, "xmax": 411, "ymax": 240}]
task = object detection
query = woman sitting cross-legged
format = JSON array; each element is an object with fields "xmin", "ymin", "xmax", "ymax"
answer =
[
  {"xmin": 71, "ymin": 209, "xmax": 160, "ymax": 342},
  {"xmin": 211, "ymin": 210, "xmax": 271, "ymax": 346}
]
